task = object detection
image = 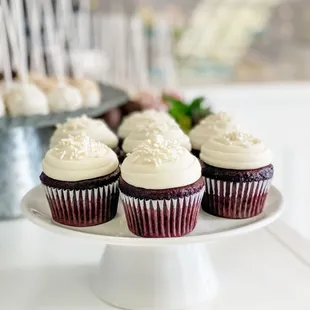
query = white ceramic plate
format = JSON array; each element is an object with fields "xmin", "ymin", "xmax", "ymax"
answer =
[{"xmin": 21, "ymin": 185, "xmax": 283, "ymax": 246}]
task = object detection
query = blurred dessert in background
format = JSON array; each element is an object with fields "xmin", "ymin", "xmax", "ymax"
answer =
[
  {"xmin": 5, "ymin": 83, "xmax": 49, "ymax": 117},
  {"xmin": 0, "ymin": 96, "xmax": 5, "ymax": 117},
  {"xmin": 69, "ymin": 77, "xmax": 101, "ymax": 108}
]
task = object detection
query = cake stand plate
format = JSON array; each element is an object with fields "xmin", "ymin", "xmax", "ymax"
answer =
[{"xmin": 21, "ymin": 185, "xmax": 283, "ymax": 310}]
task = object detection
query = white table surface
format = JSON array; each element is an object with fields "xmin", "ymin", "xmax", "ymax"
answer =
[{"xmin": 1, "ymin": 219, "xmax": 310, "ymax": 310}]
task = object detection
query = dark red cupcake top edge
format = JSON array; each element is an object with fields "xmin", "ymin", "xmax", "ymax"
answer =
[
  {"xmin": 40, "ymin": 166, "xmax": 120, "ymax": 190},
  {"xmin": 119, "ymin": 177, "xmax": 205, "ymax": 200},
  {"xmin": 201, "ymin": 162, "xmax": 274, "ymax": 182}
]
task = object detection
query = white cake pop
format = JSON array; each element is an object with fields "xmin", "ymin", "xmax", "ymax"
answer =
[
  {"xmin": 0, "ymin": 95, "xmax": 5, "ymax": 116},
  {"xmin": 70, "ymin": 78, "xmax": 101, "ymax": 108},
  {"xmin": 0, "ymin": 81, "xmax": 20, "ymax": 101},
  {"xmin": 47, "ymin": 84, "xmax": 83, "ymax": 113},
  {"xmin": 5, "ymin": 83, "xmax": 49, "ymax": 116},
  {"xmin": 27, "ymin": 72, "xmax": 59, "ymax": 93}
]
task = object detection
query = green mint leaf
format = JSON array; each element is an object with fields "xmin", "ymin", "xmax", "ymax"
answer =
[{"xmin": 189, "ymin": 97, "xmax": 205, "ymax": 112}]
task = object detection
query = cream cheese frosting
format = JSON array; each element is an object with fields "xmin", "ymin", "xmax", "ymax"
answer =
[
  {"xmin": 189, "ymin": 112, "xmax": 237, "ymax": 150},
  {"xmin": 200, "ymin": 130, "xmax": 272, "ymax": 170},
  {"xmin": 121, "ymin": 135, "xmax": 201, "ymax": 189},
  {"xmin": 117, "ymin": 109, "xmax": 176, "ymax": 139},
  {"xmin": 122, "ymin": 120, "xmax": 191, "ymax": 153},
  {"xmin": 50, "ymin": 115, "xmax": 118, "ymax": 149},
  {"xmin": 43, "ymin": 133, "xmax": 118, "ymax": 181}
]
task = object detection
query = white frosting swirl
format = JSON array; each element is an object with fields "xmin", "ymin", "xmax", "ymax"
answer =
[
  {"xmin": 43, "ymin": 134, "xmax": 119, "ymax": 181},
  {"xmin": 200, "ymin": 131, "xmax": 272, "ymax": 170},
  {"xmin": 117, "ymin": 109, "xmax": 175, "ymax": 139},
  {"xmin": 122, "ymin": 120, "xmax": 191, "ymax": 153},
  {"xmin": 189, "ymin": 112, "xmax": 237, "ymax": 150},
  {"xmin": 121, "ymin": 135, "xmax": 201, "ymax": 189},
  {"xmin": 50, "ymin": 115, "xmax": 118, "ymax": 149}
]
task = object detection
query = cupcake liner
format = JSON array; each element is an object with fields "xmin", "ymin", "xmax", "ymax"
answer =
[
  {"xmin": 42, "ymin": 180, "xmax": 119, "ymax": 227},
  {"xmin": 202, "ymin": 178, "xmax": 272, "ymax": 219},
  {"xmin": 120, "ymin": 188, "xmax": 205, "ymax": 238}
]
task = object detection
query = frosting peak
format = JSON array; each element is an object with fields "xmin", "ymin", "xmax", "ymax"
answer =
[
  {"xmin": 129, "ymin": 135, "xmax": 185, "ymax": 167},
  {"xmin": 43, "ymin": 134, "xmax": 118, "ymax": 181},
  {"xmin": 50, "ymin": 115, "xmax": 118, "ymax": 149},
  {"xmin": 51, "ymin": 133, "xmax": 109, "ymax": 160},
  {"xmin": 200, "ymin": 130, "xmax": 272, "ymax": 170},
  {"xmin": 55, "ymin": 115, "xmax": 95, "ymax": 131},
  {"xmin": 117, "ymin": 109, "xmax": 176, "ymax": 139},
  {"xmin": 223, "ymin": 131, "xmax": 261, "ymax": 147},
  {"xmin": 122, "ymin": 120, "xmax": 191, "ymax": 153},
  {"xmin": 200, "ymin": 111, "xmax": 232, "ymax": 126},
  {"xmin": 189, "ymin": 111, "xmax": 237, "ymax": 150},
  {"xmin": 121, "ymin": 135, "xmax": 201, "ymax": 190}
]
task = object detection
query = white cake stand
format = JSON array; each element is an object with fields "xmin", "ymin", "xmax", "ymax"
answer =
[{"xmin": 21, "ymin": 185, "xmax": 283, "ymax": 310}]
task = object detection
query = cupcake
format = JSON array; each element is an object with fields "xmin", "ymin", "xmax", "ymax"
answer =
[
  {"xmin": 189, "ymin": 112, "xmax": 236, "ymax": 157},
  {"xmin": 200, "ymin": 130, "xmax": 273, "ymax": 219},
  {"xmin": 119, "ymin": 135, "xmax": 205, "ymax": 238},
  {"xmin": 122, "ymin": 119, "xmax": 191, "ymax": 154},
  {"xmin": 40, "ymin": 133, "xmax": 120, "ymax": 227},
  {"xmin": 50, "ymin": 115, "xmax": 118, "ymax": 151},
  {"xmin": 117, "ymin": 109, "xmax": 176, "ymax": 142}
]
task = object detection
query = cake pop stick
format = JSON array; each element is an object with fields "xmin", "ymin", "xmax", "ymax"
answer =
[
  {"xmin": 78, "ymin": 0, "xmax": 91, "ymax": 50},
  {"xmin": 11, "ymin": 0, "xmax": 28, "ymax": 84},
  {"xmin": 25, "ymin": 0, "xmax": 45, "ymax": 75},
  {"xmin": 55, "ymin": 0, "xmax": 68, "ymax": 79},
  {"xmin": 42, "ymin": 0, "xmax": 65, "ymax": 84},
  {"xmin": 131, "ymin": 16, "xmax": 149, "ymax": 91},
  {"xmin": 154, "ymin": 18, "xmax": 177, "ymax": 89},
  {"xmin": 99, "ymin": 15, "xmax": 116, "ymax": 84},
  {"xmin": 112, "ymin": 13, "xmax": 127, "ymax": 87},
  {"xmin": 1, "ymin": 0, "xmax": 19, "ymax": 73},
  {"xmin": 58, "ymin": 0, "xmax": 83, "ymax": 79},
  {"xmin": 0, "ymin": 6, "xmax": 13, "ymax": 87}
]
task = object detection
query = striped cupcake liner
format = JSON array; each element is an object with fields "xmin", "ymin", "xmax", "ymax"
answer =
[
  {"xmin": 202, "ymin": 178, "xmax": 272, "ymax": 219},
  {"xmin": 42, "ymin": 180, "xmax": 119, "ymax": 227},
  {"xmin": 120, "ymin": 188, "xmax": 205, "ymax": 238}
]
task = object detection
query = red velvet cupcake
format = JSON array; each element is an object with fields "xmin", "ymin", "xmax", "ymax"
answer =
[
  {"xmin": 200, "ymin": 131, "xmax": 273, "ymax": 219},
  {"xmin": 40, "ymin": 133, "xmax": 120, "ymax": 227},
  {"xmin": 119, "ymin": 135, "xmax": 204, "ymax": 238}
]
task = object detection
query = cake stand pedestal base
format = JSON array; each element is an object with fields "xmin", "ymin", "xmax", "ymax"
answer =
[
  {"xmin": 22, "ymin": 185, "xmax": 283, "ymax": 310},
  {"xmin": 92, "ymin": 244, "xmax": 219, "ymax": 310}
]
